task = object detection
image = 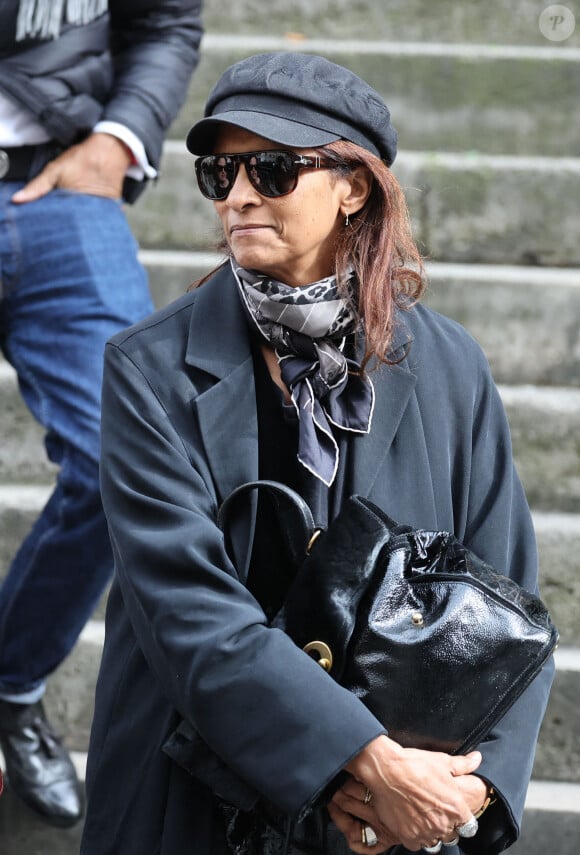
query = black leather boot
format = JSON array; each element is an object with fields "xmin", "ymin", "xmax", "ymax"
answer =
[{"xmin": 0, "ymin": 699, "xmax": 83, "ymax": 827}]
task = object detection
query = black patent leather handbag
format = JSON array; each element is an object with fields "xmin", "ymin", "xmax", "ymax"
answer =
[{"xmin": 219, "ymin": 480, "xmax": 559, "ymax": 754}]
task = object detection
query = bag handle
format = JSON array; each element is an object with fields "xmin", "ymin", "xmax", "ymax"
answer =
[{"xmin": 217, "ymin": 480, "xmax": 321, "ymax": 569}]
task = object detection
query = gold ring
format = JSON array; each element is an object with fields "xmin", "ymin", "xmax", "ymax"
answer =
[{"xmin": 363, "ymin": 787, "xmax": 373, "ymax": 805}]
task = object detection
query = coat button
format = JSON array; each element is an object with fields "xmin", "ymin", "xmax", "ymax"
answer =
[{"xmin": 303, "ymin": 640, "xmax": 333, "ymax": 672}]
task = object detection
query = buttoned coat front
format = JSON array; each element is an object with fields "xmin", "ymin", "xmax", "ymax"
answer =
[{"xmin": 81, "ymin": 264, "xmax": 554, "ymax": 855}]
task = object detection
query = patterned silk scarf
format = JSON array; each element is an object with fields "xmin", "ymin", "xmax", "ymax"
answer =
[{"xmin": 233, "ymin": 262, "xmax": 375, "ymax": 487}]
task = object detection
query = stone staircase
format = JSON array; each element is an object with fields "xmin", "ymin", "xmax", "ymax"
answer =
[{"xmin": 1, "ymin": 1, "xmax": 579, "ymax": 851}]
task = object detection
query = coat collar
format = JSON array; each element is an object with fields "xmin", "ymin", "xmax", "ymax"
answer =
[{"xmin": 184, "ymin": 263, "xmax": 418, "ymax": 505}]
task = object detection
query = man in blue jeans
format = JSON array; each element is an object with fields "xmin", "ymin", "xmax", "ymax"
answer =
[{"xmin": 0, "ymin": 0, "xmax": 203, "ymax": 828}]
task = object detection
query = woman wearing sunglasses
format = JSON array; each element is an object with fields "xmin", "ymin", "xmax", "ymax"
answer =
[{"xmin": 81, "ymin": 53, "xmax": 553, "ymax": 855}]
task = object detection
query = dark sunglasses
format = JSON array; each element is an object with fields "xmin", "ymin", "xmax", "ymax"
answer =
[{"xmin": 194, "ymin": 150, "xmax": 335, "ymax": 200}]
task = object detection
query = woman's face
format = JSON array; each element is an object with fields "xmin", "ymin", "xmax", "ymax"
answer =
[{"xmin": 212, "ymin": 126, "xmax": 364, "ymax": 287}]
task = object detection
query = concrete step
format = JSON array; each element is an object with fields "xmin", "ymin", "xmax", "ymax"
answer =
[
  {"xmin": 0, "ymin": 363, "xmax": 57, "ymax": 485},
  {"xmin": 510, "ymin": 782, "xmax": 580, "ymax": 855},
  {"xmin": 31, "ymin": 624, "xmax": 580, "ymax": 777},
  {"xmin": 0, "ymin": 759, "xmax": 577, "ymax": 855},
  {"xmin": 128, "ymin": 145, "xmax": 580, "ymax": 266},
  {"xmin": 501, "ymin": 385, "xmax": 580, "ymax": 513},
  {"xmin": 142, "ymin": 254, "xmax": 580, "ymax": 387},
  {"xmin": 424, "ymin": 263, "xmax": 580, "ymax": 387},
  {"xmin": 533, "ymin": 512, "xmax": 580, "ymax": 647},
  {"xmin": 3, "ymin": 361, "xmax": 579, "ymax": 509},
  {"xmin": 170, "ymin": 36, "xmax": 580, "ymax": 157},
  {"xmin": 1, "ymin": 478, "xmax": 578, "ymax": 646},
  {"xmin": 9, "ymin": 613, "xmax": 577, "ymax": 787},
  {"xmin": 201, "ymin": 0, "xmax": 580, "ymax": 47},
  {"xmin": 1, "ymin": 481, "xmax": 578, "ymax": 642}
]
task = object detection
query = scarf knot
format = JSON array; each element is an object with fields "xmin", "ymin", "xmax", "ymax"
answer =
[{"xmin": 234, "ymin": 262, "xmax": 374, "ymax": 486}]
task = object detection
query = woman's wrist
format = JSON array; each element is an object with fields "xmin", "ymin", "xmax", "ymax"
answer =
[
  {"xmin": 474, "ymin": 784, "xmax": 496, "ymax": 818},
  {"xmin": 345, "ymin": 734, "xmax": 403, "ymax": 781}
]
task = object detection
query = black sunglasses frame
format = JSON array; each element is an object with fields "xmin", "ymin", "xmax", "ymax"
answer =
[{"xmin": 194, "ymin": 149, "xmax": 336, "ymax": 200}]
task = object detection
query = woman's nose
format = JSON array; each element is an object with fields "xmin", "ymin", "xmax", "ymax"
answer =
[{"xmin": 225, "ymin": 163, "xmax": 261, "ymax": 207}]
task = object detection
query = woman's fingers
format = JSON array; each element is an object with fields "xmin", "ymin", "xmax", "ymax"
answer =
[
  {"xmin": 327, "ymin": 802, "xmax": 391, "ymax": 853},
  {"xmin": 450, "ymin": 751, "xmax": 482, "ymax": 776},
  {"xmin": 341, "ymin": 737, "xmax": 481, "ymax": 851}
]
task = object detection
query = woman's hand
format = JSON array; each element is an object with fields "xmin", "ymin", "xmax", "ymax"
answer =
[
  {"xmin": 454, "ymin": 773, "xmax": 489, "ymax": 814},
  {"xmin": 11, "ymin": 133, "xmax": 132, "ymax": 203},
  {"xmin": 327, "ymin": 799, "xmax": 398, "ymax": 854},
  {"xmin": 329, "ymin": 735, "xmax": 482, "ymax": 852}
]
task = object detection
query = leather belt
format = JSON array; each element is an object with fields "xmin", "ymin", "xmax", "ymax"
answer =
[{"xmin": 0, "ymin": 143, "xmax": 61, "ymax": 182}]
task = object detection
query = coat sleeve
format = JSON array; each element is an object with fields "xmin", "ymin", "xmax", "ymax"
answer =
[
  {"xmin": 99, "ymin": 341, "xmax": 385, "ymax": 819},
  {"xmin": 105, "ymin": 0, "xmax": 204, "ymax": 169},
  {"xmin": 453, "ymin": 344, "xmax": 555, "ymax": 855}
]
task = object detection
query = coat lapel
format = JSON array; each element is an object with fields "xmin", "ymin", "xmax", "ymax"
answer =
[
  {"xmin": 350, "ymin": 319, "xmax": 418, "ymax": 497},
  {"xmin": 184, "ymin": 265, "xmax": 260, "ymax": 578}
]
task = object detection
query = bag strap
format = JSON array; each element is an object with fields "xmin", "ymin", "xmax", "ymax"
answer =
[{"xmin": 217, "ymin": 480, "xmax": 321, "ymax": 569}]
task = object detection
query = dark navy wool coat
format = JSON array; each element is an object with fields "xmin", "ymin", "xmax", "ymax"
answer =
[{"xmin": 81, "ymin": 265, "xmax": 554, "ymax": 855}]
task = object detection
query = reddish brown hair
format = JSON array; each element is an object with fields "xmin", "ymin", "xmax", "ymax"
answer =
[{"xmin": 321, "ymin": 140, "xmax": 426, "ymax": 369}]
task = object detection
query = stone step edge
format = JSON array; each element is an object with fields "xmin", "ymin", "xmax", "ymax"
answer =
[
  {"xmin": 199, "ymin": 33, "xmax": 580, "ymax": 63},
  {"xmin": 163, "ymin": 140, "xmax": 580, "ymax": 173},
  {"xmin": 3, "ymin": 363, "xmax": 580, "ymax": 411},
  {"xmin": 79, "ymin": 618, "xmax": 580, "ymax": 668},
  {"xmin": 56, "ymin": 760, "xmax": 576, "ymax": 814},
  {"xmin": 0, "ymin": 484, "xmax": 579, "ymax": 535},
  {"xmin": 4, "ymin": 372, "xmax": 580, "ymax": 404},
  {"xmin": 138, "ymin": 250, "xmax": 580, "ymax": 289},
  {"xmin": 0, "ymin": 747, "xmax": 575, "ymax": 815}
]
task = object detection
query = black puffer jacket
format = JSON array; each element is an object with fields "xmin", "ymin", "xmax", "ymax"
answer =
[{"xmin": 0, "ymin": 0, "xmax": 204, "ymax": 201}]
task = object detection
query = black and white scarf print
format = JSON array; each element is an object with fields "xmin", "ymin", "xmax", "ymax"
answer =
[{"xmin": 233, "ymin": 261, "xmax": 375, "ymax": 487}]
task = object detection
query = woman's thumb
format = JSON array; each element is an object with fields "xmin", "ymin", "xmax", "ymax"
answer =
[{"xmin": 451, "ymin": 750, "xmax": 482, "ymax": 776}]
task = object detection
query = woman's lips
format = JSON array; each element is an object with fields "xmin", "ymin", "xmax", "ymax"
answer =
[{"xmin": 230, "ymin": 223, "xmax": 272, "ymax": 235}]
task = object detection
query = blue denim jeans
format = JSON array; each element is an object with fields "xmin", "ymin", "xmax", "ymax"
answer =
[{"xmin": 0, "ymin": 185, "xmax": 154, "ymax": 697}]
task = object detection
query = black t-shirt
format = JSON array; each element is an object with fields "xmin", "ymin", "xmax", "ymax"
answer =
[
  {"xmin": 246, "ymin": 342, "xmax": 309, "ymax": 621},
  {"xmin": 246, "ymin": 339, "xmax": 354, "ymax": 621}
]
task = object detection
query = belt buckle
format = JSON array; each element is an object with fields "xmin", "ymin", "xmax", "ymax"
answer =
[{"xmin": 0, "ymin": 149, "xmax": 9, "ymax": 180}]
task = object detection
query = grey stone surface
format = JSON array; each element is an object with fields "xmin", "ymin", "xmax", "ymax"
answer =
[
  {"xmin": 170, "ymin": 42, "xmax": 580, "ymax": 156},
  {"xmin": 201, "ymin": 0, "xmax": 580, "ymax": 47},
  {"xmin": 44, "ymin": 622, "xmax": 104, "ymax": 751},
  {"xmin": 0, "ymin": 486, "xmax": 49, "ymax": 576},
  {"xmin": 0, "ymin": 365, "xmax": 57, "ymax": 485},
  {"xmin": 424, "ymin": 265, "xmax": 580, "ymax": 387},
  {"xmin": 534, "ymin": 653, "xmax": 580, "ymax": 783},
  {"xmin": 0, "ymin": 789, "xmax": 84, "ymax": 855},
  {"xmin": 510, "ymin": 806, "xmax": 580, "ymax": 855},
  {"xmin": 127, "ymin": 147, "xmax": 580, "ymax": 266},
  {"xmin": 501, "ymin": 385, "xmax": 580, "ymax": 512},
  {"xmin": 534, "ymin": 513, "xmax": 580, "ymax": 646}
]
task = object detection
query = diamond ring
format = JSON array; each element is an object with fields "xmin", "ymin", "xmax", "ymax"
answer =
[
  {"xmin": 361, "ymin": 825, "xmax": 379, "ymax": 847},
  {"xmin": 456, "ymin": 816, "xmax": 479, "ymax": 838}
]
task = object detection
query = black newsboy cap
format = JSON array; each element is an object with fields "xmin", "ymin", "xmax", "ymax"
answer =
[{"xmin": 186, "ymin": 52, "xmax": 397, "ymax": 165}]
